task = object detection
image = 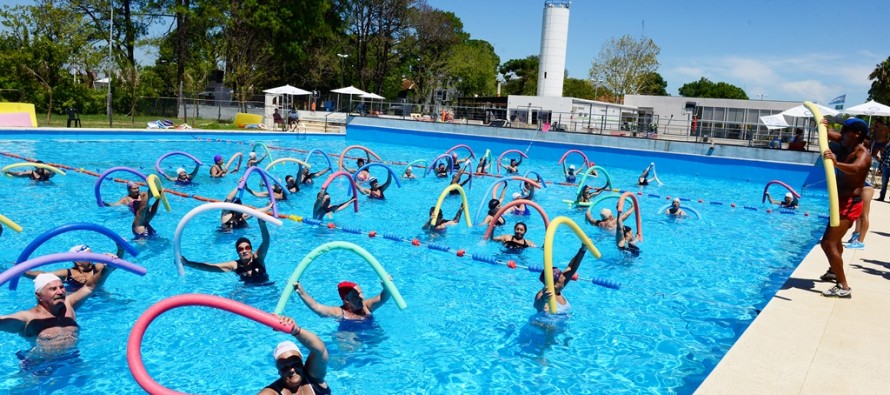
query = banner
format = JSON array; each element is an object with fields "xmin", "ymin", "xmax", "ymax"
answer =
[{"xmin": 829, "ymin": 94, "xmax": 846, "ymax": 109}]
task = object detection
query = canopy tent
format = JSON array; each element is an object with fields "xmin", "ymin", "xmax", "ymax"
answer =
[
  {"xmin": 843, "ymin": 100, "xmax": 890, "ymax": 117},
  {"xmin": 759, "ymin": 114, "xmax": 790, "ymax": 130},
  {"xmin": 263, "ymin": 84, "xmax": 311, "ymax": 111},
  {"xmin": 359, "ymin": 92, "xmax": 386, "ymax": 114},
  {"xmin": 331, "ymin": 86, "xmax": 369, "ymax": 112}
]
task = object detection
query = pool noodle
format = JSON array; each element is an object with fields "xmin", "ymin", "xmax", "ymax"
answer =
[
  {"xmin": 0, "ymin": 252, "xmax": 146, "ymax": 290},
  {"xmin": 354, "ymin": 163, "xmax": 402, "ymax": 188},
  {"xmin": 406, "ymin": 159, "xmax": 429, "ymax": 178},
  {"xmin": 11, "ymin": 222, "xmax": 140, "ymax": 290},
  {"xmin": 474, "ymin": 177, "xmax": 510, "ymax": 224},
  {"xmin": 318, "ymin": 171, "xmax": 360, "ymax": 213},
  {"xmin": 496, "ymin": 149, "xmax": 528, "ymax": 173},
  {"xmin": 273, "ymin": 241, "xmax": 407, "ymax": 315},
  {"xmin": 542, "ymin": 216, "xmax": 602, "ymax": 314},
  {"xmin": 154, "ymin": 151, "xmax": 202, "ymax": 179},
  {"xmin": 558, "ymin": 149, "xmax": 590, "ymax": 168},
  {"xmin": 251, "ymin": 142, "xmax": 274, "ymax": 162},
  {"xmin": 236, "ymin": 166, "xmax": 285, "ymax": 217},
  {"xmin": 761, "ymin": 180, "xmax": 801, "ymax": 203},
  {"xmin": 94, "ymin": 167, "xmax": 149, "ymax": 207},
  {"xmin": 804, "ymin": 101, "xmax": 839, "ymax": 227},
  {"xmin": 617, "ymin": 192, "xmax": 643, "ymax": 241},
  {"xmin": 431, "ymin": 184, "xmax": 472, "ymax": 227},
  {"xmin": 224, "ymin": 152, "xmax": 243, "ymax": 173},
  {"xmin": 425, "ymin": 154, "xmax": 454, "ymax": 177},
  {"xmin": 172, "ymin": 202, "xmax": 283, "ymax": 276},
  {"xmin": 523, "ymin": 170, "xmax": 547, "ymax": 188},
  {"xmin": 146, "ymin": 174, "xmax": 171, "ymax": 212},
  {"xmin": 491, "ymin": 176, "xmax": 543, "ymax": 200},
  {"xmin": 575, "ymin": 165, "xmax": 613, "ymax": 195},
  {"xmin": 0, "ymin": 213, "xmax": 23, "ymax": 233},
  {"xmin": 445, "ymin": 144, "xmax": 476, "ymax": 160},
  {"xmin": 265, "ymin": 157, "xmax": 310, "ymax": 172},
  {"xmin": 304, "ymin": 149, "xmax": 333, "ymax": 172},
  {"xmin": 338, "ymin": 145, "xmax": 381, "ymax": 172},
  {"xmin": 1, "ymin": 162, "xmax": 66, "ymax": 176},
  {"xmin": 482, "ymin": 199, "xmax": 550, "ymax": 240},
  {"xmin": 127, "ymin": 294, "xmax": 292, "ymax": 395}
]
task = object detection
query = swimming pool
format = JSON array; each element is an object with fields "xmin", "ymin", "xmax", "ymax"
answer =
[{"xmin": 0, "ymin": 129, "xmax": 827, "ymax": 394}]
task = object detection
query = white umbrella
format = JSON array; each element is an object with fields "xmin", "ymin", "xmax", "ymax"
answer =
[
  {"xmin": 843, "ymin": 100, "xmax": 890, "ymax": 116},
  {"xmin": 331, "ymin": 86, "xmax": 369, "ymax": 112},
  {"xmin": 360, "ymin": 93, "xmax": 385, "ymax": 114},
  {"xmin": 263, "ymin": 84, "xmax": 311, "ymax": 95},
  {"xmin": 759, "ymin": 114, "xmax": 790, "ymax": 130},
  {"xmin": 779, "ymin": 103, "xmax": 839, "ymax": 118}
]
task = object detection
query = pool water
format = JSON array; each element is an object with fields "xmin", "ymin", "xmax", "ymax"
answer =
[{"xmin": 0, "ymin": 132, "xmax": 826, "ymax": 394}]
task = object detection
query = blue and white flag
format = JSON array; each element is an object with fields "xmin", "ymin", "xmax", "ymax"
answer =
[{"xmin": 828, "ymin": 94, "xmax": 846, "ymax": 105}]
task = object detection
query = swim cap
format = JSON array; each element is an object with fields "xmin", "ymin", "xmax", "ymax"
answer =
[
  {"xmin": 512, "ymin": 192, "xmax": 521, "ymax": 199},
  {"xmin": 673, "ymin": 198, "xmax": 680, "ymax": 203},
  {"xmin": 488, "ymin": 199, "xmax": 499, "ymax": 209},
  {"xmin": 126, "ymin": 181, "xmax": 137, "ymax": 188},
  {"xmin": 539, "ymin": 267, "xmax": 562, "ymax": 284},
  {"xmin": 249, "ymin": 152, "xmax": 257, "ymax": 159},
  {"xmin": 569, "ymin": 164, "xmax": 575, "ymax": 170},
  {"xmin": 69, "ymin": 244, "xmax": 91, "ymax": 253},
  {"xmin": 273, "ymin": 340, "xmax": 303, "ymax": 360},
  {"xmin": 600, "ymin": 208, "xmax": 612, "ymax": 217},
  {"xmin": 214, "ymin": 154, "xmax": 223, "ymax": 162},
  {"xmin": 785, "ymin": 192, "xmax": 793, "ymax": 199},
  {"xmin": 176, "ymin": 167, "xmax": 186, "ymax": 174},
  {"xmin": 368, "ymin": 177, "xmax": 378, "ymax": 184},
  {"xmin": 337, "ymin": 281, "xmax": 358, "ymax": 300},
  {"xmin": 34, "ymin": 273, "xmax": 62, "ymax": 293}
]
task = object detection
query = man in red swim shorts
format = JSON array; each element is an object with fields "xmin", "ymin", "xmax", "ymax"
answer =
[{"xmin": 819, "ymin": 117, "xmax": 871, "ymax": 298}]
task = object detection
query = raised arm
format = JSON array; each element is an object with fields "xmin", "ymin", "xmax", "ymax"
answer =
[
  {"xmin": 256, "ymin": 219, "xmax": 271, "ymax": 261},
  {"xmin": 365, "ymin": 277, "xmax": 392, "ymax": 313},
  {"xmin": 380, "ymin": 172, "xmax": 394, "ymax": 191},
  {"xmin": 294, "ymin": 282, "xmax": 342, "ymax": 318},
  {"xmin": 188, "ymin": 164, "xmax": 201, "ymax": 179},
  {"xmin": 561, "ymin": 245, "xmax": 586, "ymax": 287},
  {"xmin": 180, "ymin": 256, "xmax": 238, "ymax": 272},
  {"xmin": 279, "ymin": 315, "xmax": 329, "ymax": 382},
  {"xmin": 69, "ymin": 259, "xmax": 117, "ymax": 308}
]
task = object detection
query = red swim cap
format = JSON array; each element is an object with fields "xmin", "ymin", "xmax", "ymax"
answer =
[{"xmin": 337, "ymin": 281, "xmax": 358, "ymax": 300}]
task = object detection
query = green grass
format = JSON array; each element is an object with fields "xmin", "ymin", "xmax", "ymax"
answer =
[{"xmin": 39, "ymin": 114, "xmax": 239, "ymax": 130}]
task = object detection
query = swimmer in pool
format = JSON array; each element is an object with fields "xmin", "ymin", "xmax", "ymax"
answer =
[
  {"xmin": 209, "ymin": 154, "xmax": 227, "ymax": 178},
  {"xmin": 106, "ymin": 182, "xmax": 141, "ymax": 209},
  {"xmin": 665, "ymin": 198, "xmax": 687, "ymax": 217},
  {"xmin": 504, "ymin": 157, "xmax": 522, "ymax": 174},
  {"xmin": 312, "ymin": 188, "xmax": 357, "ymax": 220},
  {"xmin": 292, "ymin": 279, "xmax": 392, "ymax": 321},
  {"xmin": 260, "ymin": 320, "xmax": 330, "ymax": 395},
  {"xmin": 585, "ymin": 207, "xmax": 634, "ymax": 231},
  {"xmin": 357, "ymin": 176, "xmax": 392, "ymax": 200},
  {"xmin": 180, "ymin": 218, "xmax": 272, "ymax": 285},
  {"xmin": 764, "ymin": 191, "xmax": 799, "ymax": 209},
  {"xmin": 0, "ymin": 266, "xmax": 117, "ymax": 356},
  {"xmin": 422, "ymin": 206, "xmax": 463, "ymax": 231},
  {"xmin": 131, "ymin": 190, "xmax": 161, "ymax": 239},
  {"xmin": 162, "ymin": 166, "xmax": 199, "ymax": 184},
  {"xmin": 482, "ymin": 186, "xmax": 509, "ymax": 226},
  {"xmin": 24, "ymin": 244, "xmax": 124, "ymax": 292},
  {"xmin": 563, "ymin": 164, "xmax": 577, "ymax": 183},
  {"xmin": 493, "ymin": 222, "xmax": 537, "ymax": 250},
  {"xmin": 616, "ymin": 209, "xmax": 641, "ymax": 257},
  {"xmin": 247, "ymin": 151, "xmax": 268, "ymax": 168},
  {"xmin": 533, "ymin": 244, "xmax": 586, "ymax": 314},
  {"xmin": 6, "ymin": 161, "xmax": 56, "ymax": 181}
]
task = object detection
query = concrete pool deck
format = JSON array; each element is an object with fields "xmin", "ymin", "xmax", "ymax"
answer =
[{"xmin": 697, "ymin": 198, "xmax": 890, "ymax": 394}]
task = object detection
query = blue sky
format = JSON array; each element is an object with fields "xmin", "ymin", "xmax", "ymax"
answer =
[
  {"xmin": 427, "ymin": 0, "xmax": 889, "ymax": 106},
  {"xmin": 5, "ymin": 0, "xmax": 887, "ymax": 106}
]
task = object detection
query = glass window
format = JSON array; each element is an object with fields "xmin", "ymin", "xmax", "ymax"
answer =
[
  {"xmin": 712, "ymin": 107, "xmax": 726, "ymax": 122},
  {"xmin": 702, "ymin": 107, "xmax": 713, "ymax": 121}
]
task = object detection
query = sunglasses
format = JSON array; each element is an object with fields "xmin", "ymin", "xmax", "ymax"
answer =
[
  {"xmin": 277, "ymin": 360, "xmax": 303, "ymax": 376},
  {"xmin": 237, "ymin": 245, "xmax": 252, "ymax": 252}
]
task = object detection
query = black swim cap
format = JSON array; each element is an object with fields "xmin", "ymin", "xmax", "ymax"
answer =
[
  {"xmin": 235, "ymin": 237, "xmax": 251, "ymax": 249},
  {"xmin": 623, "ymin": 226, "xmax": 632, "ymax": 233},
  {"xmin": 488, "ymin": 199, "xmax": 499, "ymax": 209}
]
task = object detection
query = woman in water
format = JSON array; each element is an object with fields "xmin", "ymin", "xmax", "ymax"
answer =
[{"xmin": 533, "ymin": 245, "xmax": 586, "ymax": 314}]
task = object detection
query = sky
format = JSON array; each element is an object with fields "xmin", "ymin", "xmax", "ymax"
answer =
[
  {"xmin": 4, "ymin": 0, "xmax": 888, "ymax": 106},
  {"xmin": 426, "ymin": 0, "xmax": 889, "ymax": 107}
]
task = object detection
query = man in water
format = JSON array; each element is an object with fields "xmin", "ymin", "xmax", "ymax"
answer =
[
  {"xmin": 180, "ymin": 218, "xmax": 272, "ymax": 285},
  {"xmin": 291, "ymin": 280, "xmax": 392, "ymax": 321},
  {"xmin": 0, "ymin": 267, "xmax": 117, "ymax": 356},
  {"xmin": 6, "ymin": 161, "xmax": 55, "ymax": 182},
  {"xmin": 665, "ymin": 198, "xmax": 687, "ymax": 217},
  {"xmin": 819, "ymin": 117, "xmax": 871, "ymax": 298}
]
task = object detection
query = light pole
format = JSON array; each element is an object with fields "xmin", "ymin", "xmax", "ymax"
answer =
[
  {"xmin": 757, "ymin": 93, "xmax": 767, "ymax": 101},
  {"xmin": 336, "ymin": 53, "xmax": 349, "ymax": 86},
  {"xmin": 107, "ymin": 1, "xmax": 113, "ymax": 127},
  {"xmin": 591, "ymin": 77, "xmax": 603, "ymax": 101}
]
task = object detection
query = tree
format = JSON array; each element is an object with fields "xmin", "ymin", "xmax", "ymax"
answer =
[
  {"xmin": 402, "ymin": 1, "xmax": 467, "ymax": 112},
  {"xmin": 447, "ymin": 39, "xmax": 499, "ymax": 97},
  {"xmin": 498, "ymin": 56, "xmax": 538, "ymax": 96},
  {"xmin": 639, "ymin": 72, "xmax": 668, "ymax": 96},
  {"xmin": 867, "ymin": 56, "xmax": 890, "ymax": 104},
  {"xmin": 562, "ymin": 77, "xmax": 595, "ymax": 100},
  {"xmin": 589, "ymin": 34, "xmax": 660, "ymax": 102},
  {"xmin": 678, "ymin": 77, "xmax": 748, "ymax": 99}
]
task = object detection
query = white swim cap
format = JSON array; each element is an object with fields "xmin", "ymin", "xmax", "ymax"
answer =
[
  {"xmin": 673, "ymin": 197, "xmax": 680, "ymax": 203},
  {"xmin": 512, "ymin": 192, "xmax": 522, "ymax": 199},
  {"xmin": 69, "ymin": 244, "xmax": 91, "ymax": 253},
  {"xmin": 34, "ymin": 273, "xmax": 62, "ymax": 293},
  {"xmin": 273, "ymin": 340, "xmax": 303, "ymax": 360},
  {"xmin": 785, "ymin": 192, "xmax": 793, "ymax": 199},
  {"xmin": 249, "ymin": 152, "xmax": 257, "ymax": 159},
  {"xmin": 600, "ymin": 208, "xmax": 612, "ymax": 217},
  {"xmin": 176, "ymin": 167, "xmax": 186, "ymax": 174},
  {"xmin": 569, "ymin": 164, "xmax": 575, "ymax": 170}
]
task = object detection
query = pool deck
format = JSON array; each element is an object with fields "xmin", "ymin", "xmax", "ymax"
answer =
[{"xmin": 696, "ymin": 198, "xmax": 890, "ymax": 394}]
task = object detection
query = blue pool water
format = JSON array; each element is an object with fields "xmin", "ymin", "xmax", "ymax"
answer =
[{"xmin": 0, "ymin": 130, "xmax": 827, "ymax": 394}]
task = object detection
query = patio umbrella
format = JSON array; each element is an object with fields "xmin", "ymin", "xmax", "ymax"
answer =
[
  {"xmin": 263, "ymin": 84, "xmax": 312, "ymax": 111},
  {"xmin": 779, "ymin": 103, "xmax": 839, "ymax": 118},
  {"xmin": 360, "ymin": 92, "xmax": 385, "ymax": 114},
  {"xmin": 760, "ymin": 114, "xmax": 790, "ymax": 130},
  {"xmin": 843, "ymin": 100, "xmax": 890, "ymax": 117},
  {"xmin": 331, "ymin": 86, "xmax": 369, "ymax": 112}
]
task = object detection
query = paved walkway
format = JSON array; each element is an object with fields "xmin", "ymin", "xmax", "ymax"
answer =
[{"xmin": 697, "ymin": 197, "xmax": 890, "ymax": 394}]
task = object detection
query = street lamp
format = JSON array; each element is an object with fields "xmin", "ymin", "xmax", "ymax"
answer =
[
  {"xmin": 591, "ymin": 77, "xmax": 603, "ymax": 101},
  {"xmin": 336, "ymin": 53, "xmax": 349, "ymax": 87},
  {"xmin": 757, "ymin": 93, "xmax": 767, "ymax": 101}
]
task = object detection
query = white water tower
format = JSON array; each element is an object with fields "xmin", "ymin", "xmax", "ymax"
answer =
[{"xmin": 537, "ymin": 0, "xmax": 570, "ymax": 97}]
